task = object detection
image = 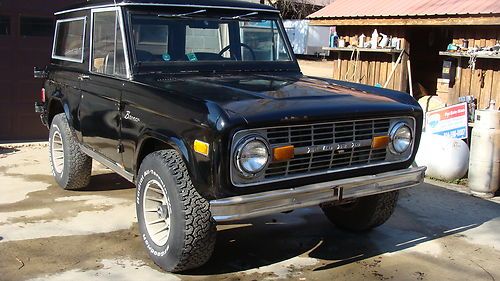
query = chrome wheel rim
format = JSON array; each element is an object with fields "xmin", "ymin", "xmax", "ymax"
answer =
[
  {"xmin": 51, "ymin": 131, "xmax": 64, "ymax": 174},
  {"xmin": 143, "ymin": 179, "xmax": 172, "ymax": 246}
]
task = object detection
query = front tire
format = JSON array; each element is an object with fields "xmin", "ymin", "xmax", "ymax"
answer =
[
  {"xmin": 320, "ymin": 191, "xmax": 399, "ymax": 232},
  {"xmin": 136, "ymin": 150, "xmax": 216, "ymax": 272},
  {"xmin": 49, "ymin": 113, "xmax": 92, "ymax": 190}
]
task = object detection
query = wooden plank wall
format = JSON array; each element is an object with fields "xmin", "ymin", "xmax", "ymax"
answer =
[
  {"xmin": 448, "ymin": 26, "xmax": 500, "ymax": 109},
  {"xmin": 330, "ymin": 26, "xmax": 409, "ymax": 92}
]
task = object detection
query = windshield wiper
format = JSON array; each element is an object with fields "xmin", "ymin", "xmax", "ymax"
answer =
[
  {"xmin": 220, "ymin": 11, "xmax": 258, "ymax": 20},
  {"xmin": 158, "ymin": 9, "xmax": 207, "ymax": 19}
]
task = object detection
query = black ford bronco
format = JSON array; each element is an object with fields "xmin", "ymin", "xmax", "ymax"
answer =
[{"xmin": 35, "ymin": 0, "xmax": 425, "ymax": 272}]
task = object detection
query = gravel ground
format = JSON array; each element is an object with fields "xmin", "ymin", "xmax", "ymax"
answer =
[{"xmin": 1, "ymin": 143, "xmax": 499, "ymax": 281}]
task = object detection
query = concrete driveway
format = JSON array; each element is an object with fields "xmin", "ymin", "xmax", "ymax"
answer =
[{"xmin": 1, "ymin": 143, "xmax": 499, "ymax": 281}]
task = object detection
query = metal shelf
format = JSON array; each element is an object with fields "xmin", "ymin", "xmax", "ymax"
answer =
[
  {"xmin": 439, "ymin": 51, "xmax": 500, "ymax": 59},
  {"xmin": 323, "ymin": 47, "xmax": 402, "ymax": 54}
]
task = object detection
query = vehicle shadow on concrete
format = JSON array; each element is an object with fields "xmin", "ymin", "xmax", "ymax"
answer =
[
  {"xmin": 83, "ymin": 172, "xmax": 135, "ymax": 191},
  {"xmin": 188, "ymin": 183, "xmax": 500, "ymax": 275}
]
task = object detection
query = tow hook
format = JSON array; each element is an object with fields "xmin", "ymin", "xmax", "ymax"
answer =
[{"xmin": 35, "ymin": 102, "xmax": 48, "ymax": 127}]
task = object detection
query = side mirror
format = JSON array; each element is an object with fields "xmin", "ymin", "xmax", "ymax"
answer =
[{"xmin": 34, "ymin": 67, "xmax": 48, "ymax": 79}]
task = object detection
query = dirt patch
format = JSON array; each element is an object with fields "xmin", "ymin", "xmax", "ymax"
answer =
[
  {"xmin": 0, "ymin": 226, "xmax": 150, "ymax": 281},
  {"xmin": 298, "ymin": 59, "xmax": 334, "ymax": 79}
]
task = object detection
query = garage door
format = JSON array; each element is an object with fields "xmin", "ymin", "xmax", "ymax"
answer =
[{"xmin": 0, "ymin": 1, "xmax": 82, "ymax": 141}]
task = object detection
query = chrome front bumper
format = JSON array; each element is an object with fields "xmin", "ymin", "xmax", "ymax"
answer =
[{"xmin": 210, "ymin": 166, "xmax": 426, "ymax": 222}]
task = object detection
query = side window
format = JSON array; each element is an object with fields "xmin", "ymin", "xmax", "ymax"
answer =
[
  {"xmin": 52, "ymin": 18, "xmax": 85, "ymax": 62},
  {"xmin": 91, "ymin": 11, "xmax": 127, "ymax": 77}
]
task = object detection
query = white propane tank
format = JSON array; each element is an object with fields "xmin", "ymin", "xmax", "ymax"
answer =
[
  {"xmin": 415, "ymin": 133, "xmax": 469, "ymax": 181},
  {"xmin": 468, "ymin": 108, "xmax": 500, "ymax": 198}
]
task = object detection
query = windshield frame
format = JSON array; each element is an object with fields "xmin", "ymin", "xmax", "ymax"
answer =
[{"xmin": 123, "ymin": 8, "xmax": 299, "ymax": 75}]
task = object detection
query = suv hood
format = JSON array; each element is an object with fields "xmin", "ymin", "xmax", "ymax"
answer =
[{"xmin": 143, "ymin": 73, "xmax": 420, "ymax": 126}]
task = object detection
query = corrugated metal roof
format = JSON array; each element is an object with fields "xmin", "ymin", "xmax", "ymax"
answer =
[
  {"xmin": 300, "ymin": 0, "xmax": 335, "ymax": 7},
  {"xmin": 268, "ymin": 0, "xmax": 334, "ymax": 7},
  {"xmin": 308, "ymin": 0, "xmax": 500, "ymax": 18}
]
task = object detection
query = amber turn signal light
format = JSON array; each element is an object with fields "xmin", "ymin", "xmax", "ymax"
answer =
[
  {"xmin": 194, "ymin": 140, "xmax": 209, "ymax": 156},
  {"xmin": 273, "ymin": 145, "xmax": 294, "ymax": 161},
  {"xmin": 371, "ymin": 136, "xmax": 390, "ymax": 149}
]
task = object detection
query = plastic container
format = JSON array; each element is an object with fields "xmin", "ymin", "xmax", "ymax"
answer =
[
  {"xmin": 379, "ymin": 33, "xmax": 388, "ymax": 48},
  {"xmin": 329, "ymin": 27, "xmax": 338, "ymax": 48},
  {"xmin": 358, "ymin": 34, "xmax": 366, "ymax": 48},
  {"xmin": 391, "ymin": 37, "xmax": 400, "ymax": 49},
  {"xmin": 468, "ymin": 108, "xmax": 500, "ymax": 198},
  {"xmin": 371, "ymin": 29, "xmax": 379, "ymax": 49},
  {"xmin": 338, "ymin": 38, "xmax": 345, "ymax": 48}
]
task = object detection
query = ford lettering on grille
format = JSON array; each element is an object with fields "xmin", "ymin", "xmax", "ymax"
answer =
[{"xmin": 294, "ymin": 140, "xmax": 368, "ymax": 155}]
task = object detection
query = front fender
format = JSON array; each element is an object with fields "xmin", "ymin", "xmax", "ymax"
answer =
[
  {"xmin": 134, "ymin": 128, "xmax": 218, "ymax": 199},
  {"xmin": 135, "ymin": 131, "xmax": 191, "ymax": 172}
]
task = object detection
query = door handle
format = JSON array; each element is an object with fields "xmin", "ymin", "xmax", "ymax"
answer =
[
  {"xmin": 78, "ymin": 74, "xmax": 90, "ymax": 81},
  {"xmin": 117, "ymin": 102, "xmax": 125, "ymax": 111}
]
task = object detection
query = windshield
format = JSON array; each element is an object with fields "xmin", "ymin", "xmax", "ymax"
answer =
[{"xmin": 130, "ymin": 13, "xmax": 292, "ymax": 65}]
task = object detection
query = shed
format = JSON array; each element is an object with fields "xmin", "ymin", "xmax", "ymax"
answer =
[{"xmin": 308, "ymin": 0, "xmax": 500, "ymax": 109}]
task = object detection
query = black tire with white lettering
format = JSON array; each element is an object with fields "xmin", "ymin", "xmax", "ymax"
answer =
[
  {"xmin": 136, "ymin": 150, "xmax": 216, "ymax": 272},
  {"xmin": 320, "ymin": 191, "xmax": 399, "ymax": 232},
  {"xmin": 49, "ymin": 113, "xmax": 92, "ymax": 190}
]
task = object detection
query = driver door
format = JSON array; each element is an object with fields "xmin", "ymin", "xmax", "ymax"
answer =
[{"xmin": 79, "ymin": 8, "xmax": 129, "ymax": 165}]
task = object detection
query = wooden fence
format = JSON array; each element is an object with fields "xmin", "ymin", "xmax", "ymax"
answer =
[{"xmin": 324, "ymin": 26, "xmax": 409, "ymax": 92}]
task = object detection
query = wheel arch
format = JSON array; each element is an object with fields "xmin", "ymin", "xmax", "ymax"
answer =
[
  {"xmin": 135, "ymin": 132, "xmax": 194, "ymax": 178},
  {"xmin": 47, "ymin": 93, "xmax": 72, "ymax": 127}
]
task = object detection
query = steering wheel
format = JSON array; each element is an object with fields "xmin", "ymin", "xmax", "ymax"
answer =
[{"xmin": 218, "ymin": 43, "xmax": 256, "ymax": 61}]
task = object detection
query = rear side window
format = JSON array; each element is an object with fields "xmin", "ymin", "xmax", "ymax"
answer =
[{"xmin": 52, "ymin": 18, "xmax": 86, "ymax": 63}]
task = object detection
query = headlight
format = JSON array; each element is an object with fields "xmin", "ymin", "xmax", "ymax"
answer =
[
  {"xmin": 389, "ymin": 122, "xmax": 413, "ymax": 154},
  {"xmin": 235, "ymin": 136, "xmax": 270, "ymax": 177}
]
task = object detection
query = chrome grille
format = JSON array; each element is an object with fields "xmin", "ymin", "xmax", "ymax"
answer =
[
  {"xmin": 264, "ymin": 119, "xmax": 391, "ymax": 179},
  {"xmin": 230, "ymin": 116, "xmax": 415, "ymax": 187}
]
